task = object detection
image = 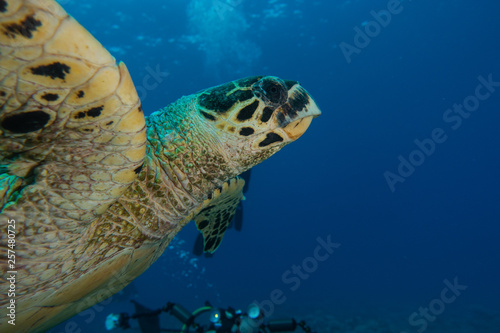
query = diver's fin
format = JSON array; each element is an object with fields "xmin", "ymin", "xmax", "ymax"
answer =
[
  {"xmin": 240, "ymin": 169, "xmax": 251, "ymax": 193},
  {"xmin": 193, "ymin": 177, "xmax": 245, "ymax": 253},
  {"xmin": 131, "ymin": 300, "xmax": 161, "ymax": 333},
  {"xmin": 193, "ymin": 233, "xmax": 204, "ymax": 257},
  {"xmin": 234, "ymin": 169, "xmax": 249, "ymax": 232},
  {"xmin": 234, "ymin": 203, "xmax": 243, "ymax": 231}
]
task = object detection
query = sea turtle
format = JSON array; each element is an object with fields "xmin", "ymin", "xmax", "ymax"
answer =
[{"xmin": 0, "ymin": 1, "xmax": 321, "ymax": 332}]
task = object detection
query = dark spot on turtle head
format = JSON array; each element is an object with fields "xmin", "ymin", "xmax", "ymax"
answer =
[
  {"xmin": 0, "ymin": 91, "xmax": 6, "ymax": 97},
  {"xmin": 276, "ymin": 103, "xmax": 299, "ymax": 127},
  {"xmin": 199, "ymin": 81, "xmax": 254, "ymax": 114},
  {"xmin": 134, "ymin": 163, "xmax": 144, "ymax": 174},
  {"xmin": 1, "ymin": 111, "xmax": 50, "ymax": 133},
  {"xmin": 260, "ymin": 107, "xmax": 274, "ymax": 123},
  {"xmin": 75, "ymin": 106, "xmax": 104, "ymax": 119},
  {"xmin": 199, "ymin": 82, "xmax": 236, "ymax": 113},
  {"xmin": 277, "ymin": 112, "xmax": 286, "ymax": 126},
  {"xmin": 230, "ymin": 89, "xmax": 253, "ymax": 104},
  {"xmin": 3, "ymin": 15, "xmax": 42, "ymax": 39},
  {"xmin": 289, "ymin": 87, "xmax": 309, "ymax": 113},
  {"xmin": 106, "ymin": 121, "xmax": 114, "ymax": 126},
  {"xmin": 41, "ymin": 93, "xmax": 59, "ymax": 102},
  {"xmin": 200, "ymin": 111, "xmax": 216, "ymax": 121},
  {"xmin": 31, "ymin": 62, "xmax": 70, "ymax": 80},
  {"xmin": 275, "ymin": 101, "xmax": 301, "ymax": 127},
  {"xmin": 138, "ymin": 105, "xmax": 143, "ymax": 113},
  {"xmin": 236, "ymin": 100, "xmax": 259, "ymax": 121},
  {"xmin": 77, "ymin": 90, "xmax": 85, "ymax": 98},
  {"xmin": 0, "ymin": 1, "xmax": 7, "ymax": 13},
  {"xmin": 258, "ymin": 132, "xmax": 284, "ymax": 147},
  {"xmin": 239, "ymin": 127, "xmax": 255, "ymax": 136}
]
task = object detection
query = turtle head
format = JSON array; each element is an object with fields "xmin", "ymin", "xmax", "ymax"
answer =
[{"xmin": 196, "ymin": 76, "xmax": 321, "ymax": 174}]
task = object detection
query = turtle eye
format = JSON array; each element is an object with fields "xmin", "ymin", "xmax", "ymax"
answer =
[
  {"xmin": 268, "ymin": 84, "xmax": 279, "ymax": 95},
  {"xmin": 255, "ymin": 78, "xmax": 287, "ymax": 106},
  {"xmin": 262, "ymin": 81, "xmax": 285, "ymax": 104}
]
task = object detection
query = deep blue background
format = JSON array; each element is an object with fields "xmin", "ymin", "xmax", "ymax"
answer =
[{"xmin": 50, "ymin": 0, "xmax": 500, "ymax": 332}]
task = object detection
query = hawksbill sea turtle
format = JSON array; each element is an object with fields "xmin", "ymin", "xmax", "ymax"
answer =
[{"xmin": 0, "ymin": 1, "xmax": 321, "ymax": 332}]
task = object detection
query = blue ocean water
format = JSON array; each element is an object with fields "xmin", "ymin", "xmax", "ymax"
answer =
[{"xmin": 50, "ymin": 0, "xmax": 500, "ymax": 332}]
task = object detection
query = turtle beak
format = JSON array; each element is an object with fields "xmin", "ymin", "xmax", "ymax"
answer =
[
  {"xmin": 282, "ymin": 116, "xmax": 314, "ymax": 140},
  {"xmin": 279, "ymin": 83, "xmax": 321, "ymax": 141}
]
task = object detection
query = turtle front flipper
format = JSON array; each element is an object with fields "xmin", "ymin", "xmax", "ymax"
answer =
[
  {"xmin": 194, "ymin": 177, "xmax": 246, "ymax": 253},
  {"xmin": 0, "ymin": 0, "xmax": 146, "ymax": 218}
]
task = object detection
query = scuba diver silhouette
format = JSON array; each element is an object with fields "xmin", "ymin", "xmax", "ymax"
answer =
[{"xmin": 105, "ymin": 300, "xmax": 316, "ymax": 333}]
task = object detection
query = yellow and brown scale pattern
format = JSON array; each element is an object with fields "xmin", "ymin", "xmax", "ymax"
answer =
[{"xmin": 0, "ymin": 1, "xmax": 152, "ymax": 331}]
